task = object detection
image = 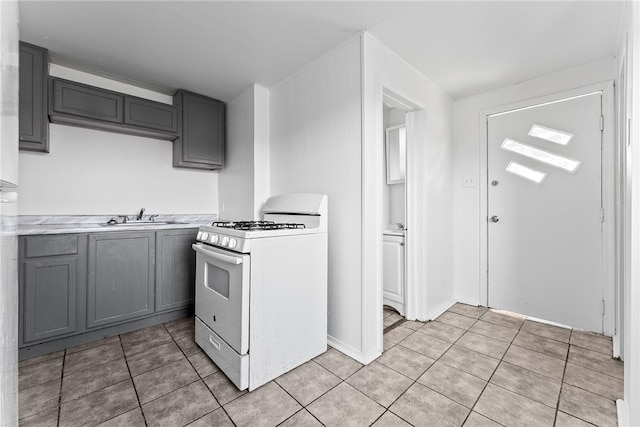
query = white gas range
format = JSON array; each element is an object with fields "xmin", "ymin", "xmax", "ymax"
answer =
[{"xmin": 193, "ymin": 193, "xmax": 328, "ymax": 391}]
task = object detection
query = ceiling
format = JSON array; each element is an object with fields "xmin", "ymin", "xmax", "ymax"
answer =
[{"xmin": 18, "ymin": 1, "xmax": 626, "ymax": 102}]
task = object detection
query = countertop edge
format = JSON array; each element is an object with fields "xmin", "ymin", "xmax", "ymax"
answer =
[{"xmin": 16, "ymin": 214, "xmax": 215, "ymax": 236}]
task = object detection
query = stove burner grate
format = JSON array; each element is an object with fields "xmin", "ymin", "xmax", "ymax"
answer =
[{"xmin": 212, "ymin": 220, "xmax": 305, "ymax": 231}]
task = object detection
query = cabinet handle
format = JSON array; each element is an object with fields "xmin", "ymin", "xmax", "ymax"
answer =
[
  {"xmin": 209, "ymin": 335, "xmax": 221, "ymax": 350},
  {"xmin": 192, "ymin": 243, "xmax": 243, "ymax": 265}
]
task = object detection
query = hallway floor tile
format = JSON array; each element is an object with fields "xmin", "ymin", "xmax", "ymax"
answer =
[{"xmin": 18, "ymin": 305, "xmax": 623, "ymax": 426}]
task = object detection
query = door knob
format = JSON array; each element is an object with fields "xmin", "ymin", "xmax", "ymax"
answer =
[{"xmin": 490, "ymin": 216, "xmax": 499, "ymax": 223}]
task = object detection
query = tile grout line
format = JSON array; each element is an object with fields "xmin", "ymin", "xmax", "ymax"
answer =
[
  {"xmin": 293, "ymin": 357, "xmax": 365, "ymax": 425},
  {"xmin": 464, "ymin": 312, "xmax": 528, "ymax": 427},
  {"xmin": 56, "ymin": 349, "xmax": 66, "ymax": 427},
  {"xmin": 557, "ymin": 331, "xmax": 619, "ymax": 426},
  {"xmin": 117, "ymin": 333, "xmax": 149, "ymax": 427},
  {"xmin": 553, "ymin": 329, "xmax": 573, "ymax": 426},
  {"xmin": 379, "ymin": 309, "xmax": 480, "ymax": 424},
  {"xmin": 167, "ymin": 319, "xmax": 238, "ymax": 427},
  {"xmin": 381, "ymin": 307, "xmax": 490, "ymax": 426},
  {"xmin": 272, "ymin": 372, "xmax": 327, "ymax": 426},
  {"xmin": 443, "ymin": 309, "xmax": 505, "ymax": 426}
]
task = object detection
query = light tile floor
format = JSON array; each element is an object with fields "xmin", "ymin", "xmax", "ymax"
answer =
[{"xmin": 18, "ymin": 304, "xmax": 623, "ymax": 426}]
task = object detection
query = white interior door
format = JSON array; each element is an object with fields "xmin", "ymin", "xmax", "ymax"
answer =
[{"xmin": 488, "ymin": 92, "xmax": 604, "ymax": 333}]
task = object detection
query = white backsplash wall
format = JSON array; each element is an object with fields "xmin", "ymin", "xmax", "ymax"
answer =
[
  {"xmin": 19, "ymin": 124, "xmax": 218, "ymax": 215},
  {"xmin": 18, "ymin": 65, "xmax": 218, "ymax": 215}
]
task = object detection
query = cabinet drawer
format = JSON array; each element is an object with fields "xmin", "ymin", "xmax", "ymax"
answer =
[
  {"xmin": 125, "ymin": 97, "xmax": 178, "ymax": 133},
  {"xmin": 195, "ymin": 317, "xmax": 248, "ymax": 390},
  {"xmin": 51, "ymin": 78, "xmax": 123, "ymax": 123},
  {"xmin": 25, "ymin": 235, "xmax": 78, "ymax": 258}
]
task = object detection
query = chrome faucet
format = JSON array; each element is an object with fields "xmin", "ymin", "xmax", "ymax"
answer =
[
  {"xmin": 118, "ymin": 215, "xmax": 129, "ymax": 224},
  {"xmin": 149, "ymin": 214, "xmax": 159, "ymax": 222},
  {"xmin": 137, "ymin": 208, "xmax": 145, "ymax": 221},
  {"xmin": 396, "ymin": 222, "xmax": 406, "ymax": 230}
]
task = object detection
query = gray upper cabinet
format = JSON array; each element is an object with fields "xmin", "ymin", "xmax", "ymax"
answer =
[
  {"xmin": 49, "ymin": 77, "xmax": 178, "ymax": 140},
  {"xmin": 173, "ymin": 90, "xmax": 225, "ymax": 170},
  {"xmin": 155, "ymin": 229, "xmax": 197, "ymax": 312},
  {"xmin": 87, "ymin": 232, "xmax": 155, "ymax": 328},
  {"xmin": 20, "ymin": 234, "xmax": 85, "ymax": 344},
  {"xmin": 125, "ymin": 96, "xmax": 178, "ymax": 133},
  {"xmin": 51, "ymin": 78, "xmax": 123, "ymax": 123},
  {"xmin": 19, "ymin": 42, "xmax": 49, "ymax": 152}
]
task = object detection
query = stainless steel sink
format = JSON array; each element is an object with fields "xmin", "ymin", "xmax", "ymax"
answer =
[{"xmin": 99, "ymin": 220, "xmax": 186, "ymax": 227}]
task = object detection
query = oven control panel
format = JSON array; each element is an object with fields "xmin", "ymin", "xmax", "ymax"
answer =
[{"xmin": 196, "ymin": 231, "xmax": 246, "ymax": 253}]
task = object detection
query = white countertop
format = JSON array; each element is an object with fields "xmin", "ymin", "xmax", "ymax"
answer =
[{"xmin": 16, "ymin": 214, "xmax": 217, "ymax": 235}]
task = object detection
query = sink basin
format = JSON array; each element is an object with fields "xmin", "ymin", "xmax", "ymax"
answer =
[{"xmin": 99, "ymin": 220, "xmax": 187, "ymax": 227}]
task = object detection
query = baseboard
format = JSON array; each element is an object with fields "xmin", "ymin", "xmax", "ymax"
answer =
[
  {"xmin": 327, "ymin": 335, "xmax": 381, "ymax": 365},
  {"xmin": 613, "ymin": 333, "xmax": 622, "ymax": 359},
  {"xmin": 617, "ymin": 399, "xmax": 629, "ymax": 426},
  {"xmin": 19, "ymin": 308, "xmax": 192, "ymax": 361},
  {"xmin": 424, "ymin": 298, "xmax": 457, "ymax": 322},
  {"xmin": 455, "ymin": 297, "xmax": 482, "ymax": 307}
]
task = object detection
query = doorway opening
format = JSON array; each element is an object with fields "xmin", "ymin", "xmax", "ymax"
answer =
[{"xmin": 381, "ymin": 95, "xmax": 408, "ymax": 337}]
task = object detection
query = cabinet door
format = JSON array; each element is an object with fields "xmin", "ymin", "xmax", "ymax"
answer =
[
  {"xmin": 50, "ymin": 77, "xmax": 124, "ymax": 123},
  {"xmin": 19, "ymin": 42, "xmax": 49, "ymax": 152},
  {"xmin": 124, "ymin": 96, "xmax": 178, "ymax": 134},
  {"xmin": 87, "ymin": 232, "xmax": 155, "ymax": 328},
  {"xmin": 173, "ymin": 90, "xmax": 224, "ymax": 170},
  {"xmin": 23, "ymin": 256, "xmax": 77, "ymax": 343},
  {"xmin": 155, "ymin": 229, "xmax": 197, "ymax": 312},
  {"xmin": 382, "ymin": 238, "xmax": 404, "ymax": 303}
]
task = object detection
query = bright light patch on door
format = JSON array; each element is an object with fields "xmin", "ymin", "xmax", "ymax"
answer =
[
  {"xmin": 506, "ymin": 161, "xmax": 546, "ymax": 184},
  {"xmin": 501, "ymin": 139, "xmax": 581, "ymax": 173},
  {"xmin": 528, "ymin": 125, "xmax": 574, "ymax": 145}
]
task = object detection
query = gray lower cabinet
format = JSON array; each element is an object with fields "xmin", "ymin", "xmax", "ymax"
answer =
[
  {"xmin": 155, "ymin": 229, "xmax": 197, "ymax": 312},
  {"xmin": 19, "ymin": 229, "xmax": 197, "ymax": 351},
  {"xmin": 23, "ymin": 256, "xmax": 78, "ymax": 343},
  {"xmin": 19, "ymin": 42, "xmax": 49, "ymax": 152},
  {"xmin": 20, "ymin": 234, "xmax": 85, "ymax": 344},
  {"xmin": 87, "ymin": 232, "xmax": 155, "ymax": 328},
  {"xmin": 173, "ymin": 90, "xmax": 225, "ymax": 170}
]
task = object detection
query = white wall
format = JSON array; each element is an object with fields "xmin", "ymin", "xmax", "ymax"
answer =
[
  {"xmin": 218, "ymin": 84, "xmax": 270, "ymax": 220},
  {"xmin": 18, "ymin": 65, "xmax": 218, "ymax": 216},
  {"xmin": 453, "ymin": 58, "xmax": 617, "ymax": 306},
  {"xmin": 218, "ymin": 85, "xmax": 255, "ymax": 220},
  {"xmin": 270, "ymin": 37, "xmax": 364, "ymax": 359},
  {"xmin": 0, "ymin": 1, "xmax": 19, "ymax": 424},
  {"xmin": 620, "ymin": 1, "xmax": 640, "ymax": 424},
  {"xmin": 362, "ymin": 33, "xmax": 455, "ymax": 360}
]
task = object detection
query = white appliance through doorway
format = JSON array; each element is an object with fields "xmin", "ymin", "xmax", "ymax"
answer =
[{"xmin": 486, "ymin": 89, "xmax": 607, "ymax": 333}]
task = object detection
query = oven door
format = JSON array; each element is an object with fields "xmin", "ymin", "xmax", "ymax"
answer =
[{"xmin": 193, "ymin": 243, "xmax": 250, "ymax": 355}]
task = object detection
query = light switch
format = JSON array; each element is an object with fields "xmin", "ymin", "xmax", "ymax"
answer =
[{"xmin": 463, "ymin": 178, "xmax": 476, "ymax": 188}]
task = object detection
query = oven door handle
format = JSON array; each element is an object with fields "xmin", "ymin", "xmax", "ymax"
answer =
[{"xmin": 192, "ymin": 243, "xmax": 243, "ymax": 265}]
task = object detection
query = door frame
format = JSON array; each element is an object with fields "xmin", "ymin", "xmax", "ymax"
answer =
[{"xmin": 479, "ymin": 81, "xmax": 616, "ymax": 337}]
